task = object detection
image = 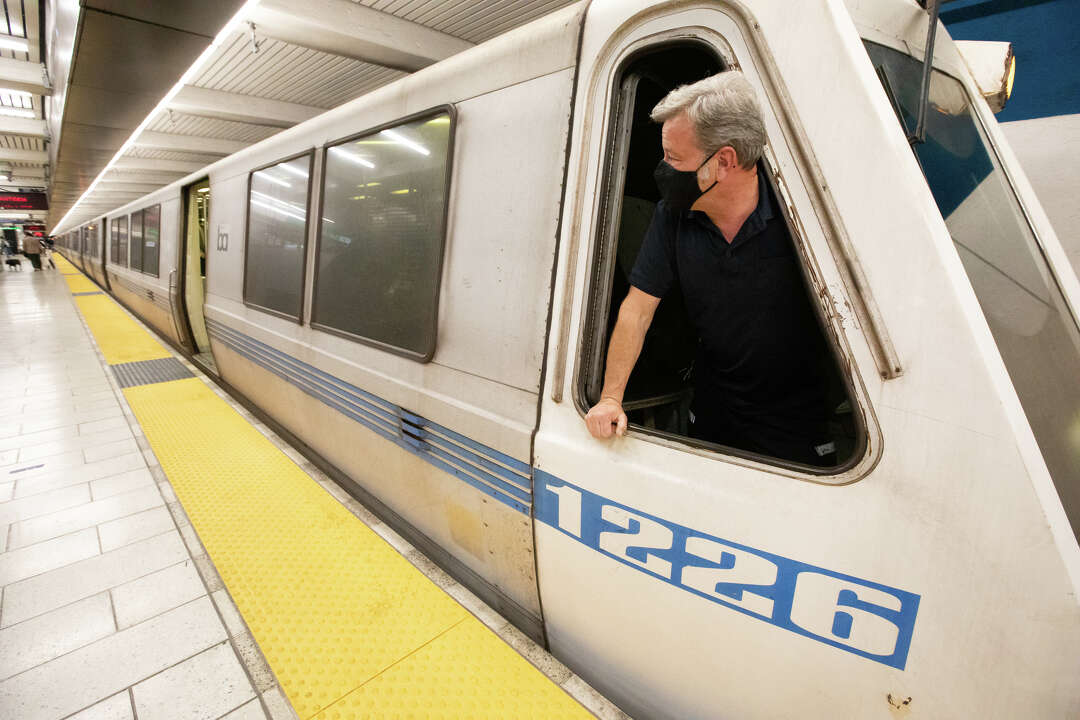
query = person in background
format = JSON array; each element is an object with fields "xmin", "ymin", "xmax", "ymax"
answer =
[{"xmin": 21, "ymin": 230, "xmax": 43, "ymax": 271}]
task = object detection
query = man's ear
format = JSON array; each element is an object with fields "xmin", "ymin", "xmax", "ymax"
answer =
[{"xmin": 716, "ymin": 146, "xmax": 739, "ymax": 171}]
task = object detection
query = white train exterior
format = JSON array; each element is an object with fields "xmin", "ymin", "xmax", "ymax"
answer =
[{"xmin": 53, "ymin": 1, "xmax": 1080, "ymax": 717}]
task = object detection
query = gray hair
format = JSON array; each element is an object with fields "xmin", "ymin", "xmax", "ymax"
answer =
[{"xmin": 650, "ymin": 71, "xmax": 765, "ymax": 169}]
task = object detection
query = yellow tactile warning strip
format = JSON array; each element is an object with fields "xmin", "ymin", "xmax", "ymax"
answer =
[
  {"xmin": 61, "ymin": 262, "xmax": 592, "ymax": 719},
  {"xmin": 72, "ymin": 294, "xmax": 172, "ymax": 365},
  {"xmin": 63, "ymin": 273, "xmax": 99, "ymax": 294}
]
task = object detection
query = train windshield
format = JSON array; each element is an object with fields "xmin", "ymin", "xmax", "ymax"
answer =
[{"xmin": 866, "ymin": 41, "xmax": 1080, "ymax": 542}]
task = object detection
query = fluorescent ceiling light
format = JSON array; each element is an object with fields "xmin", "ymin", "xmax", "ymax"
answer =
[
  {"xmin": 251, "ymin": 199, "xmax": 304, "ymax": 222},
  {"xmin": 251, "ymin": 190, "xmax": 305, "ymax": 213},
  {"xmin": 254, "ymin": 171, "xmax": 291, "ymax": 188},
  {"xmin": 277, "ymin": 163, "xmax": 309, "ymax": 179},
  {"xmin": 0, "ymin": 107, "xmax": 35, "ymax": 119},
  {"xmin": 329, "ymin": 147, "xmax": 375, "ymax": 168},
  {"xmin": 0, "ymin": 87, "xmax": 33, "ymax": 98},
  {"xmin": 0, "ymin": 212, "xmax": 30, "ymax": 219},
  {"xmin": 53, "ymin": 0, "xmax": 264, "ymax": 235},
  {"xmin": 0, "ymin": 36, "xmax": 29, "ymax": 53},
  {"xmin": 380, "ymin": 129, "xmax": 429, "ymax": 156}
]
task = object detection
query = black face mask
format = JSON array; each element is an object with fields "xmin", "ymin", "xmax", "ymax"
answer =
[{"xmin": 653, "ymin": 152, "xmax": 717, "ymax": 212}]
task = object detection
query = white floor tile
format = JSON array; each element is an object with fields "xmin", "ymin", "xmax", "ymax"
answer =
[
  {"xmin": 9, "ymin": 484, "xmax": 163, "ymax": 549},
  {"xmin": 1, "ymin": 530, "xmax": 188, "ymax": 627},
  {"xmin": 221, "ymin": 699, "xmax": 267, "ymax": 720},
  {"xmin": 12, "ymin": 451, "xmax": 145, "ymax": 498},
  {"xmin": 0, "ymin": 524, "xmax": 7, "ymax": 553},
  {"xmin": 0, "ymin": 449, "xmax": 18, "ymax": 467},
  {"xmin": 67, "ymin": 691, "xmax": 134, "ymax": 720},
  {"xmin": 0, "ymin": 527, "xmax": 100, "ymax": 585},
  {"xmin": 112, "ymin": 561, "xmax": 206, "ymax": 630},
  {"xmin": 0, "ymin": 597, "xmax": 227, "ymax": 720},
  {"xmin": 0, "ymin": 483, "xmax": 91, "ymax": 525},
  {"xmin": 0, "ymin": 425, "xmax": 72, "ymax": 453},
  {"xmin": 0, "ymin": 481, "xmax": 11, "ymax": 502},
  {"xmin": 98, "ymin": 506, "xmax": 175, "ymax": 552},
  {"xmin": 85, "ymin": 438, "xmax": 140, "ymax": 464},
  {"xmin": 90, "ymin": 468, "xmax": 155, "ymax": 501},
  {"xmin": 19, "ymin": 405, "xmax": 123, "ymax": 435},
  {"xmin": 0, "ymin": 592, "xmax": 114, "ymax": 681},
  {"xmin": 72, "ymin": 382, "xmax": 115, "ymax": 397},
  {"xmin": 3, "ymin": 448, "xmax": 88, "ymax": 477},
  {"xmin": 132, "ymin": 642, "xmax": 255, "ymax": 720},
  {"xmin": 18, "ymin": 426, "xmax": 133, "ymax": 462},
  {"xmin": 79, "ymin": 416, "xmax": 131, "ymax": 437}
]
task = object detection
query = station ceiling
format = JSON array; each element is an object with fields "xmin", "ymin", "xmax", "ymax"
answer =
[{"xmin": 0, "ymin": 0, "xmax": 579, "ymax": 232}]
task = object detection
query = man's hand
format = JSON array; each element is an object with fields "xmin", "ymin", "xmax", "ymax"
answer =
[{"xmin": 585, "ymin": 397, "xmax": 628, "ymax": 439}]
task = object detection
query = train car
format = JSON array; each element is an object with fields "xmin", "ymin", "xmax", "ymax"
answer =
[{"xmin": 54, "ymin": 0, "xmax": 1080, "ymax": 717}]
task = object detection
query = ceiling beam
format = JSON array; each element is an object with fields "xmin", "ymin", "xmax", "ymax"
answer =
[
  {"xmin": 168, "ymin": 85, "xmax": 323, "ymax": 128},
  {"xmin": 248, "ymin": 0, "xmax": 473, "ymax": 72},
  {"xmin": 0, "ymin": 57, "xmax": 51, "ymax": 96},
  {"xmin": 0, "ymin": 177, "xmax": 48, "ymax": 187},
  {"xmin": 105, "ymin": 171, "xmax": 190, "ymax": 186},
  {"xmin": 113, "ymin": 157, "xmax": 206, "ymax": 174},
  {"xmin": 0, "ymin": 117, "xmax": 48, "ymax": 138},
  {"xmin": 4, "ymin": 165, "xmax": 45, "ymax": 178},
  {"xmin": 91, "ymin": 182, "xmax": 162, "ymax": 193},
  {"xmin": 132, "ymin": 131, "xmax": 247, "ymax": 155},
  {"xmin": 0, "ymin": 148, "xmax": 48, "ymax": 164}
]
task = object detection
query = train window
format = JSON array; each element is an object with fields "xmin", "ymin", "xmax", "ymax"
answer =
[
  {"xmin": 867, "ymin": 41, "xmax": 1080, "ymax": 540},
  {"xmin": 110, "ymin": 219, "xmax": 119, "ymax": 264},
  {"xmin": 580, "ymin": 44, "xmax": 861, "ymax": 473},
  {"xmin": 116, "ymin": 215, "xmax": 128, "ymax": 267},
  {"xmin": 243, "ymin": 153, "xmax": 313, "ymax": 321},
  {"xmin": 130, "ymin": 212, "xmax": 144, "ymax": 272},
  {"xmin": 311, "ymin": 109, "xmax": 454, "ymax": 360},
  {"xmin": 142, "ymin": 205, "xmax": 161, "ymax": 277}
]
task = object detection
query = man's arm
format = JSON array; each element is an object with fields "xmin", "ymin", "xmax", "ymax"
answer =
[{"xmin": 585, "ymin": 286, "xmax": 661, "ymax": 439}]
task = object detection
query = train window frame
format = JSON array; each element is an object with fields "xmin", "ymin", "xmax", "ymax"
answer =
[
  {"xmin": 110, "ymin": 218, "xmax": 119, "ymax": 264},
  {"xmin": 309, "ymin": 105, "xmax": 458, "ymax": 363},
  {"xmin": 140, "ymin": 204, "xmax": 161, "ymax": 278},
  {"xmin": 575, "ymin": 37, "xmax": 869, "ymax": 477},
  {"xmin": 116, "ymin": 215, "xmax": 128, "ymax": 268},
  {"xmin": 241, "ymin": 149, "xmax": 315, "ymax": 324},
  {"xmin": 130, "ymin": 211, "xmax": 144, "ymax": 273}
]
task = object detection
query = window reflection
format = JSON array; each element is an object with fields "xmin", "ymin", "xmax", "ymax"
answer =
[
  {"xmin": 313, "ymin": 113, "xmax": 453, "ymax": 358},
  {"xmin": 244, "ymin": 155, "xmax": 312, "ymax": 319}
]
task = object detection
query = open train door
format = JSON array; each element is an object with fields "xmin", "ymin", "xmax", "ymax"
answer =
[{"xmin": 174, "ymin": 177, "xmax": 215, "ymax": 372}]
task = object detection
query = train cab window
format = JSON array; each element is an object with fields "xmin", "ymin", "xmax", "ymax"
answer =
[
  {"xmin": 312, "ymin": 109, "xmax": 454, "ymax": 360},
  {"xmin": 581, "ymin": 44, "xmax": 860, "ymax": 472},
  {"xmin": 142, "ymin": 205, "xmax": 161, "ymax": 277},
  {"xmin": 243, "ymin": 153, "xmax": 313, "ymax": 320},
  {"xmin": 130, "ymin": 212, "xmax": 144, "ymax": 272}
]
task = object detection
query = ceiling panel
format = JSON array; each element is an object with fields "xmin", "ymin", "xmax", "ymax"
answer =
[
  {"xmin": 50, "ymin": 0, "xmax": 580, "ymax": 230},
  {"xmin": 145, "ymin": 113, "xmax": 280, "ymax": 143}
]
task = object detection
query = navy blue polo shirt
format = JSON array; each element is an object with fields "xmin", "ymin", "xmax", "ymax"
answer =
[{"xmin": 629, "ymin": 172, "xmax": 832, "ymax": 462}]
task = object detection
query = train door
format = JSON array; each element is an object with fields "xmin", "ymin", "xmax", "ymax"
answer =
[
  {"xmin": 178, "ymin": 178, "xmax": 215, "ymax": 372},
  {"xmin": 531, "ymin": 5, "xmax": 908, "ymax": 719},
  {"xmin": 97, "ymin": 221, "xmax": 110, "ymax": 291}
]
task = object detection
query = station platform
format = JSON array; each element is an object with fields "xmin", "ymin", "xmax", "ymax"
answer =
[{"xmin": 0, "ymin": 257, "xmax": 625, "ymax": 720}]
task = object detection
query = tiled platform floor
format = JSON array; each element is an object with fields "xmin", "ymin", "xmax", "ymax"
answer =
[
  {"xmin": 1, "ymin": 264, "xmax": 627, "ymax": 720},
  {"xmin": 0, "ymin": 267, "xmax": 283, "ymax": 720}
]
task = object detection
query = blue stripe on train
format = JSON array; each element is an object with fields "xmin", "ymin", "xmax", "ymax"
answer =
[{"xmin": 205, "ymin": 318, "xmax": 532, "ymax": 513}]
